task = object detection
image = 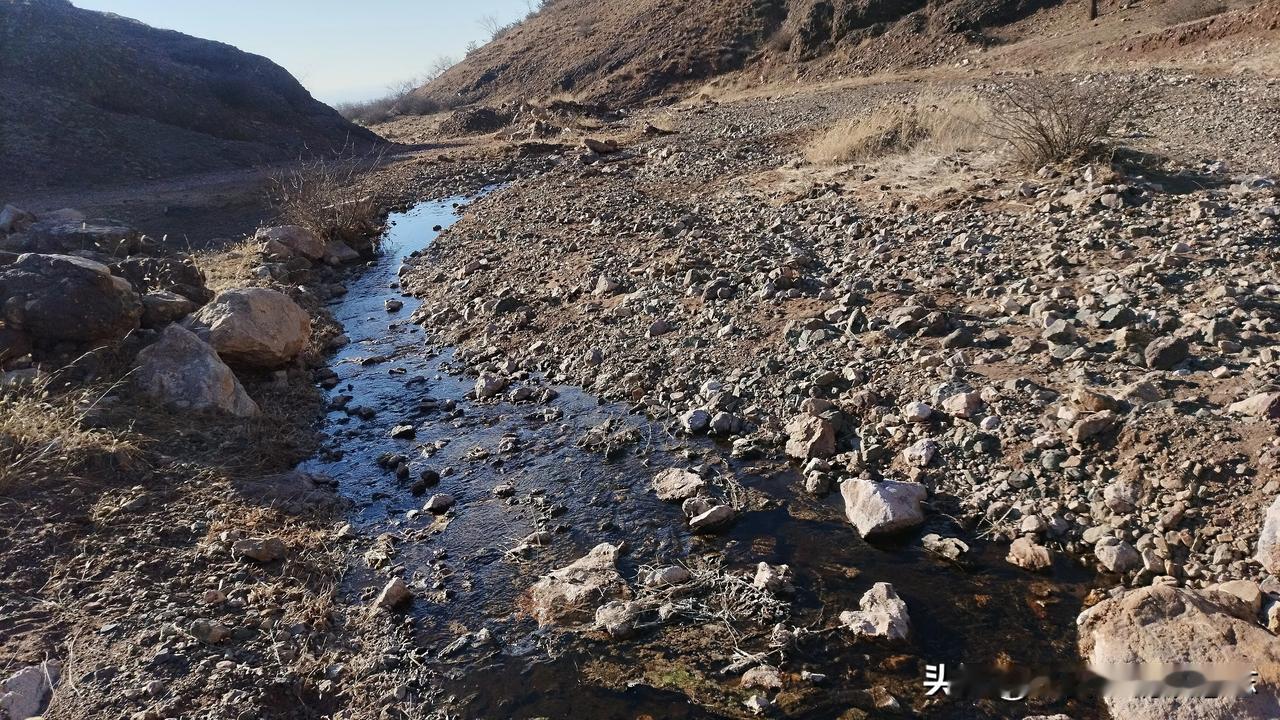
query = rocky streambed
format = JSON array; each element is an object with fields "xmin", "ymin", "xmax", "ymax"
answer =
[{"xmin": 300, "ymin": 197, "xmax": 1110, "ymax": 719}]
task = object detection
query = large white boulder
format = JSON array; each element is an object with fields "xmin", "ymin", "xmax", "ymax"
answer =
[
  {"xmin": 193, "ymin": 287, "xmax": 310, "ymax": 368},
  {"xmin": 1077, "ymin": 585, "xmax": 1280, "ymax": 720},
  {"xmin": 840, "ymin": 478, "xmax": 926, "ymax": 537},
  {"xmin": 135, "ymin": 325, "xmax": 259, "ymax": 417}
]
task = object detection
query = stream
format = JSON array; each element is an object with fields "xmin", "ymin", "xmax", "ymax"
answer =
[{"xmin": 300, "ymin": 196, "xmax": 1104, "ymax": 719}]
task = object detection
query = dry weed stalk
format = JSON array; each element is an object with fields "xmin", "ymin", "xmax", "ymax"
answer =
[{"xmin": 634, "ymin": 558, "xmax": 790, "ymax": 639}]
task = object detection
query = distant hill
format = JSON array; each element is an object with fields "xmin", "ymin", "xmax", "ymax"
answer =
[
  {"xmin": 411, "ymin": 0, "xmax": 1056, "ymax": 108},
  {"xmin": 0, "ymin": 0, "xmax": 381, "ymax": 195}
]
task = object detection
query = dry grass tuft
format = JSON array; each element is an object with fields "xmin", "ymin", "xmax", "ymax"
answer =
[
  {"xmin": 806, "ymin": 92, "xmax": 989, "ymax": 165},
  {"xmin": 192, "ymin": 237, "xmax": 260, "ymax": 294},
  {"xmin": 981, "ymin": 81, "xmax": 1142, "ymax": 169},
  {"xmin": 0, "ymin": 379, "xmax": 137, "ymax": 496}
]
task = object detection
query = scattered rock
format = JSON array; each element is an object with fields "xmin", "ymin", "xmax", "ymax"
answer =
[
  {"xmin": 840, "ymin": 478, "xmax": 926, "ymax": 537},
  {"xmin": 0, "ymin": 661, "xmax": 60, "ymax": 720},
  {"xmin": 528, "ymin": 543, "xmax": 628, "ymax": 626},
  {"xmin": 1258, "ymin": 495, "xmax": 1280, "ymax": 575},
  {"xmin": 372, "ymin": 577, "xmax": 412, "ymax": 611},
  {"xmin": 134, "ymin": 324, "xmax": 260, "ymax": 417},
  {"xmin": 651, "ymin": 468, "xmax": 705, "ymax": 501},
  {"xmin": 839, "ymin": 582, "xmax": 911, "ymax": 642},
  {"xmin": 1007, "ymin": 537, "xmax": 1053, "ymax": 571},
  {"xmin": 231, "ymin": 537, "xmax": 286, "ymax": 563},
  {"xmin": 0, "ymin": 253, "xmax": 141, "ymax": 346},
  {"xmin": 193, "ymin": 288, "xmax": 310, "ymax": 368}
]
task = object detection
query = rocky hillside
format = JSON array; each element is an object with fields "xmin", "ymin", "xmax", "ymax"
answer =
[
  {"xmin": 415, "ymin": 0, "xmax": 1055, "ymax": 107},
  {"xmin": 0, "ymin": 0, "xmax": 380, "ymax": 195}
]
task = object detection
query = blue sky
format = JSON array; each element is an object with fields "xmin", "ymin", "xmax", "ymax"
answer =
[{"xmin": 72, "ymin": 1, "xmax": 534, "ymax": 104}]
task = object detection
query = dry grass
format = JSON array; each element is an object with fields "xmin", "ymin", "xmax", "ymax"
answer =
[
  {"xmin": 805, "ymin": 92, "xmax": 989, "ymax": 165},
  {"xmin": 981, "ymin": 80, "xmax": 1142, "ymax": 168},
  {"xmin": 192, "ymin": 237, "xmax": 260, "ymax": 294},
  {"xmin": 0, "ymin": 379, "xmax": 136, "ymax": 496}
]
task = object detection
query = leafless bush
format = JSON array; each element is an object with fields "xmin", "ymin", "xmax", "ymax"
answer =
[
  {"xmin": 266, "ymin": 150, "xmax": 385, "ymax": 251},
  {"xmin": 981, "ymin": 81, "xmax": 1141, "ymax": 168},
  {"xmin": 335, "ymin": 65, "xmax": 457, "ymax": 125}
]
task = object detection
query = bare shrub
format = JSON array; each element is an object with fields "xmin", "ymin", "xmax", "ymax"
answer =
[
  {"xmin": 266, "ymin": 151, "xmax": 385, "ymax": 251},
  {"xmin": 981, "ymin": 81, "xmax": 1141, "ymax": 168},
  {"xmin": 335, "ymin": 64, "xmax": 457, "ymax": 125},
  {"xmin": 0, "ymin": 379, "xmax": 135, "ymax": 496},
  {"xmin": 806, "ymin": 92, "xmax": 989, "ymax": 165}
]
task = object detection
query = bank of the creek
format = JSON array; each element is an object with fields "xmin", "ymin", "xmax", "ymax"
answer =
[{"xmin": 302, "ymin": 196, "xmax": 1106, "ymax": 719}]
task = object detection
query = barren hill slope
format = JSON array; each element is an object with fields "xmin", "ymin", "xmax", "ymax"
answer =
[
  {"xmin": 415, "ymin": 0, "xmax": 1058, "ymax": 107},
  {"xmin": 0, "ymin": 0, "xmax": 380, "ymax": 195}
]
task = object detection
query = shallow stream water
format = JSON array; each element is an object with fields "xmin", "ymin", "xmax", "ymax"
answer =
[{"xmin": 301, "ymin": 197, "xmax": 1104, "ymax": 719}]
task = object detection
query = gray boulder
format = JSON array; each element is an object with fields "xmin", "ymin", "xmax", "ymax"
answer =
[
  {"xmin": 134, "ymin": 325, "xmax": 259, "ymax": 417},
  {"xmin": 193, "ymin": 287, "xmax": 310, "ymax": 368},
  {"xmin": 0, "ymin": 253, "xmax": 141, "ymax": 346},
  {"xmin": 840, "ymin": 478, "xmax": 926, "ymax": 537},
  {"xmin": 1078, "ymin": 586, "xmax": 1280, "ymax": 720},
  {"xmin": 111, "ymin": 256, "xmax": 212, "ymax": 304},
  {"xmin": 256, "ymin": 225, "xmax": 325, "ymax": 261},
  {"xmin": 0, "ymin": 660, "xmax": 60, "ymax": 720}
]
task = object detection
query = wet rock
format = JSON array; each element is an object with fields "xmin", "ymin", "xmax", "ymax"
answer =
[
  {"xmin": 594, "ymin": 600, "xmax": 642, "ymax": 638},
  {"xmin": 372, "ymin": 577, "xmax": 412, "ymax": 611},
  {"xmin": 744, "ymin": 694, "xmax": 773, "ymax": 715},
  {"xmin": 840, "ymin": 478, "xmax": 926, "ymax": 537},
  {"xmin": 839, "ymin": 582, "xmax": 911, "ymax": 642},
  {"xmin": 1258, "ymin": 495, "xmax": 1280, "ymax": 575},
  {"xmin": 256, "ymin": 226, "xmax": 325, "ymax": 261},
  {"xmin": 922, "ymin": 534, "xmax": 969, "ymax": 560},
  {"xmin": 134, "ymin": 324, "xmax": 259, "ymax": 417},
  {"xmin": 1144, "ymin": 336, "xmax": 1189, "ymax": 370},
  {"xmin": 424, "ymin": 494, "xmax": 455, "ymax": 513},
  {"xmin": 0, "ymin": 661, "xmax": 60, "ymax": 720},
  {"xmin": 1007, "ymin": 537, "xmax": 1053, "ymax": 571},
  {"xmin": 232, "ymin": 537, "xmax": 286, "ymax": 563},
  {"xmin": 324, "ymin": 239, "xmax": 362, "ymax": 265},
  {"xmin": 389, "ymin": 424, "xmax": 416, "ymax": 439},
  {"xmin": 528, "ymin": 543, "xmax": 628, "ymax": 626},
  {"xmin": 689, "ymin": 504, "xmax": 735, "ymax": 533},
  {"xmin": 193, "ymin": 288, "xmax": 310, "ymax": 368},
  {"xmin": 651, "ymin": 468, "xmax": 705, "ymax": 501},
  {"xmin": 753, "ymin": 562, "xmax": 792, "ymax": 594},
  {"xmin": 741, "ymin": 664, "xmax": 783, "ymax": 690},
  {"xmin": 784, "ymin": 413, "xmax": 836, "ymax": 460},
  {"xmin": 385, "ymin": 298, "xmax": 404, "ymax": 312},
  {"xmin": 474, "ymin": 372, "xmax": 508, "ymax": 399},
  {"xmin": 1078, "ymin": 586, "xmax": 1280, "ymax": 720},
  {"xmin": 0, "ymin": 253, "xmax": 141, "ymax": 346}
]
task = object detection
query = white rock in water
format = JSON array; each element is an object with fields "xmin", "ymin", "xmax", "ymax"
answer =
[
  {"xmin": 839, "ymin": 582, "xmax": 911, "ymax": 642},
  {"xmin": 1006, "ymin": 536, "xmax": 1053, "ymax": 571},
  {"xmin": 689, "ymin": 504, "xmax": 735, "ymax": 533},
  {"xmin": 372, "ymin": 577, "xmax": 411, "ymax": 610},
  {"xmin": 840, "ymin": 478, "xmax": 926, "ymax": 537},
  {"xmin": 651, "ymin": 468, "xmax": 705, "ymax": 501},
  {"xmin": 424, "ymin": 494, "xmax": 455, "ymax": 513},
  {"xmin": 528, "ymin": 543, "xmax": 628, "ymax": 626}
]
